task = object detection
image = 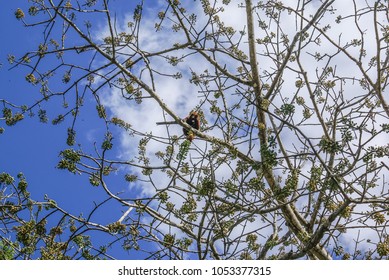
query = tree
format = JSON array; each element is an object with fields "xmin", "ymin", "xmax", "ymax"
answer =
[{"xmin": 1, "ymin": 0, "xmax": 389, "ymax": 260}]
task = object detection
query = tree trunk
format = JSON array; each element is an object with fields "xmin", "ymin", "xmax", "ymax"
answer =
[{"xmin": 245, "ymin": 0, "xmax": 331, "ymax": 260}]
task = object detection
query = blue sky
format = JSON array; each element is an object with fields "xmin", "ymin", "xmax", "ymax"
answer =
[
  {"xmin": 0, "ymin": 1, "xmax": 144, "ymax": 259},
  {"xmin": 0, "ymin": 0, "xmax": 207, "ymax": 260}
]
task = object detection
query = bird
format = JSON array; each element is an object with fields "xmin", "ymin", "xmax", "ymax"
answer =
[{"xmin": 183, "ymin": 111, "xmax": 200, "ymax": 141}]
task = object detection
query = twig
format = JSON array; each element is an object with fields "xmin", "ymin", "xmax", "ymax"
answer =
[{"xmin": 156, "ymin": 121, "xmax": 179, "ymax": 125}]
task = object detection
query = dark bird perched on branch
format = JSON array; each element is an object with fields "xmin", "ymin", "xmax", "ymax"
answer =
[
  {"xmin": 155, "ymin": 111, "xmax": 201, "ymax": 141},
  {"xmin": 183, "ymin": 111, "xmax": 200, "ymax": 141}
]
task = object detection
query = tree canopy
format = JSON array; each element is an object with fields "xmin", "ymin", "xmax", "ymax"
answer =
[{"xmin": 1, "ymin": 0, "xmax": 389, "ymax": 260}]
